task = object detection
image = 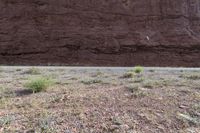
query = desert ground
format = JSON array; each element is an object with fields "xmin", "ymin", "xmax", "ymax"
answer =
[{"xmin": 0, "ymin": 66, "xmax": 200, "ymax": 133}]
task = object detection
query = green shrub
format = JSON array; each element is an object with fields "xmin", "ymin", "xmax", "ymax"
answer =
[
  {"xmin": 134, "ymin": 66, "xmax": 144, "ymax": 74},
  {"xmin": 25, "ymin": 77, "xmax": 54, "ymax": 93}
]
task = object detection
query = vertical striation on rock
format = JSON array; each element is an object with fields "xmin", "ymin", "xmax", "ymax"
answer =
[{"xmin": 0, "ymin": 0, "xmax": 200, "ymax": 66}]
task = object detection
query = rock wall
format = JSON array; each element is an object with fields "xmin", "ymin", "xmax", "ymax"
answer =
[{"xmin": 0, "ymin": 0, "xmax": 200, "ymax": 66}]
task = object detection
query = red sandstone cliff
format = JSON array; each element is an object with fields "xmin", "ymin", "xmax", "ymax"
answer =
[{"xmin": 0, "ymin": 0, "xmax": 200, "ymax": 66}]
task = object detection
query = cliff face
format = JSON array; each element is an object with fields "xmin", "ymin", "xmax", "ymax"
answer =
[{"xmin": 0, "ymin": 0, "xmax": 200, "ymax": 66}]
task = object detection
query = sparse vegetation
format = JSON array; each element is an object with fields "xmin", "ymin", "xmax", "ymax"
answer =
[
  {"xmin": 133, "ymin": 91, "xmax": 147, "ymax": 98},
  {"xmin": 142, "ymin": 81, "xmax": 155, "ymax": 89},
  {"xmin": 123, "ymin": 66, "xmax": 143, "ymax": 79},
  {"xmin": 25, "ymin": 67, "xmax": 41, "ymax": 75},
  {"xmin": 16, "ymin": 68, "xmax": 22, "ymax": 72},
  {"xmin": 126, "ymin": 85, "xmax": 140, "ymax": 93},
  {"xmin": 92, "ymin": 71, "xmax": 103, "ymax": 77},
  {"xmin": 177, "ymin": 113, "xmax": 200, "ymax": 126},
  {"xmin": 149, "ymin": 69, "xmax": 155, "ymax": 72},
  {"xmin": 142, "ymin": 79, "xmax": 171, "ymax": 89},
  {"xmin": 36, "ymin": 112, "xmax": 56, "ymax": 132},
  {"xmin": 25, "ymin": 77, "xmax": 54, "ymax": 93},
  {"xmin": 126, "ymin": 85, "xmax": 147, "ymax": 98},
  {"xmin": 0, "ymin": 68, "xmax": 2, "ymax": 73},
  {"xmin": 180, "ymin": 73, "xmax": 200, "ymax": 80},
  {"xmin": 0, "ymin": 86, "xmax": 5, "ymax": 92},
  {"xmin": 70, "ymin": 77, "xmax": 78, "ymax": 80},
  {"xmin": 0, "ymin": 115, "xmax": 13, "ymax": 127},
  {"xmin": 192, "ymin": 104, "xmax": 200, "ymax": 112},
  {"xmin": 0, "ymin": 67, "xmax": 199, "ymax": 132},
  {"xmin": 122, "ymin": 71, "xmax": 135, "ymax": 78},
  {"xmin": 186, "ymin": 74, "xmax": 200, "ymax": 80},
  {"xmin": 133, "ymin": 77, "xmax": 145, "ymax": 83},
  {"xmin": 81, "ymin": 79, "xmax": 102, "ymax": 85}
]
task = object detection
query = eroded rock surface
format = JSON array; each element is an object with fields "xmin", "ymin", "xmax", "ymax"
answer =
[{"xmin": 0, "ymin": 0, "xmax": 200, "ymax": 66}]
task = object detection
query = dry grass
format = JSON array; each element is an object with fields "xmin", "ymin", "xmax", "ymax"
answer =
[{"xmin": 122, "ymin": 71, "xmax": 135, "ymax": 78}]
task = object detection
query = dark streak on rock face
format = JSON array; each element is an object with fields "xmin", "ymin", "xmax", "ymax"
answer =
[{"xmin": 0, "ymin": 0, "xmax": 200, "ymax": 66}]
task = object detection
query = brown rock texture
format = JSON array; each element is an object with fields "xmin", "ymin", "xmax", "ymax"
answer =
[{"xmin": 0, "ymin": 0, "xmax": 200, "ymax": 66}]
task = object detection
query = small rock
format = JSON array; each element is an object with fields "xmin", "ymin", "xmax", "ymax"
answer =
[
  {"xmin": 110, "ymin": 125, "xmax": 120, "ymax": 131},
  {"xmin": 179, "ymin": 105, "xmax": 188, "ymax": 109},
  {"xmin": 120, "ymin": 124, "xmax": 129, "ymax": 130}
]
